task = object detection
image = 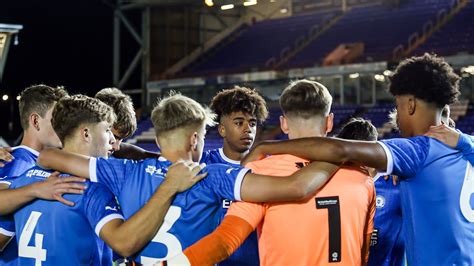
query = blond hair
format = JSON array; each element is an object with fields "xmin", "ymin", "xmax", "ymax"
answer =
[{"xmin": 151, "ymin": 92, "xmax": 216, "ymax": 137}]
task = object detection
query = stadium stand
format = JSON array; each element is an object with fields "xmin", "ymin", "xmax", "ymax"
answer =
[
  {"xmin": 284, "ymin": 0, "xmax": 455, "ymax": 67},
  {"xmin": 412, "ymin": 0, "xmax": 474, "ymax": 56},
  {"xmin": 181, "ymin": 11, "xmax": 340, "ymax": 76},
  {"xmin": 177, "ymin": 0, "xmax": 468, "ymax": 76}
]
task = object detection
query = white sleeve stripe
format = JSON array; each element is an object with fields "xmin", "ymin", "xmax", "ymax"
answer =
[
  {"xmin": 94, "ymin": 213, "xmax": 124, "ymax": 237},
  {"xmin": 377, "ymin": 142, "xmax": 394, "ymax": 175},
  {"xmin": 0, "ymin": 227, "xmax": 15, "ymax": 237},
  {"xmin": 89, "ymin": 157, "xmax": 98, "ymax": 183},
  {"xmin": 234, "ymin": 168, "xmax": 251, "ymax": 201},
  {"xmin": 0, "ymin": 181, "xmax": 11, "ymax": 186}
]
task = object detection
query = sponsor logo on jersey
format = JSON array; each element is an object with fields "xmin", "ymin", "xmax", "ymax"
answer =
[
  {"xmin": 105, "ymin": 206, "xmax": 118, "ymax": 211},
  {"xmin": 222, "ymin": 199, "xmax": 233, "ymax": 209},
  {"xmin": 295, "ymin": 162, "xmax": 310, "ymax": 169},
  {"xmin": 145, "ymin": 165, "xmax": 164, "ymax": 176},
  {"xmin": 26, "ymin": 169, "xmax": 50, "ymax": 178},
  {"xmin": 370, "ymin": 228, "xmax": 379, "ymax": 246}
]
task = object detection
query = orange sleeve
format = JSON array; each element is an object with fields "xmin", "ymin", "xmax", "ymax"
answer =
[
  {"xmin": 184, "ymin": 215, "xmax": 254, "ymax": 266},
  {"xmin": 227, "ymin": 201, "xmax": 266, "ymax": 228}
]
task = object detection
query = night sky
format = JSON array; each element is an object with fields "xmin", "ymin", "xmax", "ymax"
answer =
[{"xmin": 1, "ymin": 0, "xmax": 134, "ymax": 140}]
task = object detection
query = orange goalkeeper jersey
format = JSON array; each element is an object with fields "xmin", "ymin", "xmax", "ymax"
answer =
[{"xmin": 227, "ymin": 154, "xmax": 376, "ymax": 266}]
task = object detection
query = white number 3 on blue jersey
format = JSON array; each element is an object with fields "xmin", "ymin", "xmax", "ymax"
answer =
[
  {"xmin": 460, "ymin": 162, "xmax": 474, "ymax": 222},
  {"xmin": 141, "ymin": 206, "xmax": 182, "ymax": 263}
]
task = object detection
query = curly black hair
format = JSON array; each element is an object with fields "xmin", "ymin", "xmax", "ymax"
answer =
[
  {"xmin": 389, "ymin": 53, "xmax": 460, "ymax": 108},
  {"xmin": 210, "ymin": 86, "xmax": 268, "ymax": 124}
]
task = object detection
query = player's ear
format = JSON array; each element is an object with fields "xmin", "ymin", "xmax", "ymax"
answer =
[
  {"xmin": 81, "ymin": 128, "xmax": 91, "ymax": 143},
  {"xmin": 30, "ymin": 113, "xmax": 41, "ymax": 131},
  {"xmin": 189, "ymin": 131, "xmax": 198, "ymax": 151},
  {"xmin": 325, "ymin": 113, "xmax": 334, "ymax": 134},
  {"xmin": 218, "ymin": 123, "xmax": 225, "ymax": 138},
  {"xmin": 408, "ymin": 96, "xmax": 416, "ymax": 116},
  {"xmin": 280, "ymin": 115, "xmax": 289, "ymax": 134}
]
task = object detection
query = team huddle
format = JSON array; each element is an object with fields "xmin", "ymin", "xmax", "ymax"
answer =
[{"xmin": 0, "ymin": 53, "xmax": 473, "ymax": 266}]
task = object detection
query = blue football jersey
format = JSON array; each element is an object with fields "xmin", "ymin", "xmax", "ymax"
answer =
[
  {"xmin": 90, "ymin": 156, "xmax": 249, "ymax": 264},
  {"xmin": 201, "ymin": 148, "xmax": 259, "ymax": 266},
  {"xmin": 456, "ymin": 132, "xmax": 474, "ymax": 163},
  {"xmin": 368, "ymin": 174, "xmax": 404, "ymax": 266},
  {"xmin": 11, "ymin": 166, "xmax": 124, "ymax": 266},
  {"xmin": 379, "ymin": 136, "xmax": 474, "ymax": 265},
  {"xmin": 0, "ymin": 145, "xmax": 39, "ymax": 266}
]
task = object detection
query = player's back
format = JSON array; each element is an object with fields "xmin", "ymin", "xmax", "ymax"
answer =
[
  {"xmin": 11, "ymin": 166, "xmax": 118, "ymax": 266},
  {"xmin": 92, "ymin": 157, "xmax": 248, "ymax": 264},
  {"xmin": 368, "ymin": 175, "xmax": 404, "ymax": 266},
  {"xmin": 245, "ymin": 154, "xmax": 375, "ymax": 266},
  {"xmin": 0, "ymin": 146, "xmax": 39, "ymax": 266},
  {"xmin": 383, "ymin": 137, "xmax": 474, "ymax": 265}
]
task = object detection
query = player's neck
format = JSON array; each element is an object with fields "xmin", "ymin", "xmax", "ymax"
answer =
[
  {"xmin": 20, "ymin": 130, "xmax": 44, "ymax": 152},
  {"xmin": 411, "ymin": 109, "xmax": 441, "ymax": 137},
  {"xmin": 160, "ymin": 149, "xmax": 193, "ymax": 163},
  {"xmin": 62, "ymin": 140, "xmax": 91, "ymax": 157},
  {"xmin": 288, "ymin": 128, "xmax": 326, "ymax": 139},
  {"xmin": 221, "ymin": 143, "xmax": 246, "ymax": 162}
]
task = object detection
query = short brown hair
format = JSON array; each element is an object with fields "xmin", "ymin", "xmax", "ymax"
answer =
[
  {"xmin": 19, "ymin": 84, "xmax": 68, "ymax": 130},
  {"xmin": 210, "ymin": 86, "xmax": 268, "ymax": 124},
  {"xmin": 95, "ymin": 88, "xmax": 137, "ymax": 139},
  {"xmin": 151, "ymin": 92, "xmax": 216, "ymax": 137},
  {"xmin": 52, "ymin": 95, "xmax": 116, "ymax": 143},
  {"xmin": 280, "ymin": 79, "xmax": 332, "ymax": 119}
]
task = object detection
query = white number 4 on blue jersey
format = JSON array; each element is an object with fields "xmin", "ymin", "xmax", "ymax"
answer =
[{"xmin": 19, "ymin": 211, "xmax": 47, "ymax": 265}]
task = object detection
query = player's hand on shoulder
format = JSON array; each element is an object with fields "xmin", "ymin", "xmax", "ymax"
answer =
[
  {"xmin": 164, "ymin": 160, "xmax": 207, "ymax": 193},
  {"xmin": 424, "ymin": 123, "xmax": 459, "ymax": 148},
  {"xmin": 0, "ymin": 147, "xmax": 14, "ymax": 167},
  {"xmin": 33, "ymin": 171, "xmax": 87, "ymax": 206}
]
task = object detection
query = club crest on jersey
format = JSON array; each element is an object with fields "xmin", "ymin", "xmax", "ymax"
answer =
[{"xmin": 376, "ymin": 195, "xmax": 385, "ymax": 208}]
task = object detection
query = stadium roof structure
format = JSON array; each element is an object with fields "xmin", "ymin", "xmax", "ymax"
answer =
[
  {"xmin": 0, "ymin": 23, "xmax": 23, "ymax": 83},
  {"xmin": 0, "ymin": 24, "xmax": 23, "ymax": 33}
]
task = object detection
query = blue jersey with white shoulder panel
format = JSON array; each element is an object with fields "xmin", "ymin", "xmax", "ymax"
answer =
[
  {"xmin": 10, "ymin": 166, "xmax": 123, "ymax": 266},
  {"xmin": 0, "ymin": 146, "xmax": 39, "ymax": 266},
  {"xmin": 379, "ymin": 136, "xmax": 474, "ymax": 266},
  {"xmin": 368, "ymin": 174, "xmax": 404, "ymax": 266},
  {"xmin": 90, "ymin": 156, "xmax": 249, "ymax": 264},
  {"xmin": 201, "ymin": 148, "xmax": 259, "ymax": 266}
]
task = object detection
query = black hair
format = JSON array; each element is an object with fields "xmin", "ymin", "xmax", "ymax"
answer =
[
  {"xmin": 337, "ymin": 117, "xmax": 378, "ymax": 141},
  {"xmin": 389, "ymin": 53, "xmax": 460, "ymax": 108}
]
